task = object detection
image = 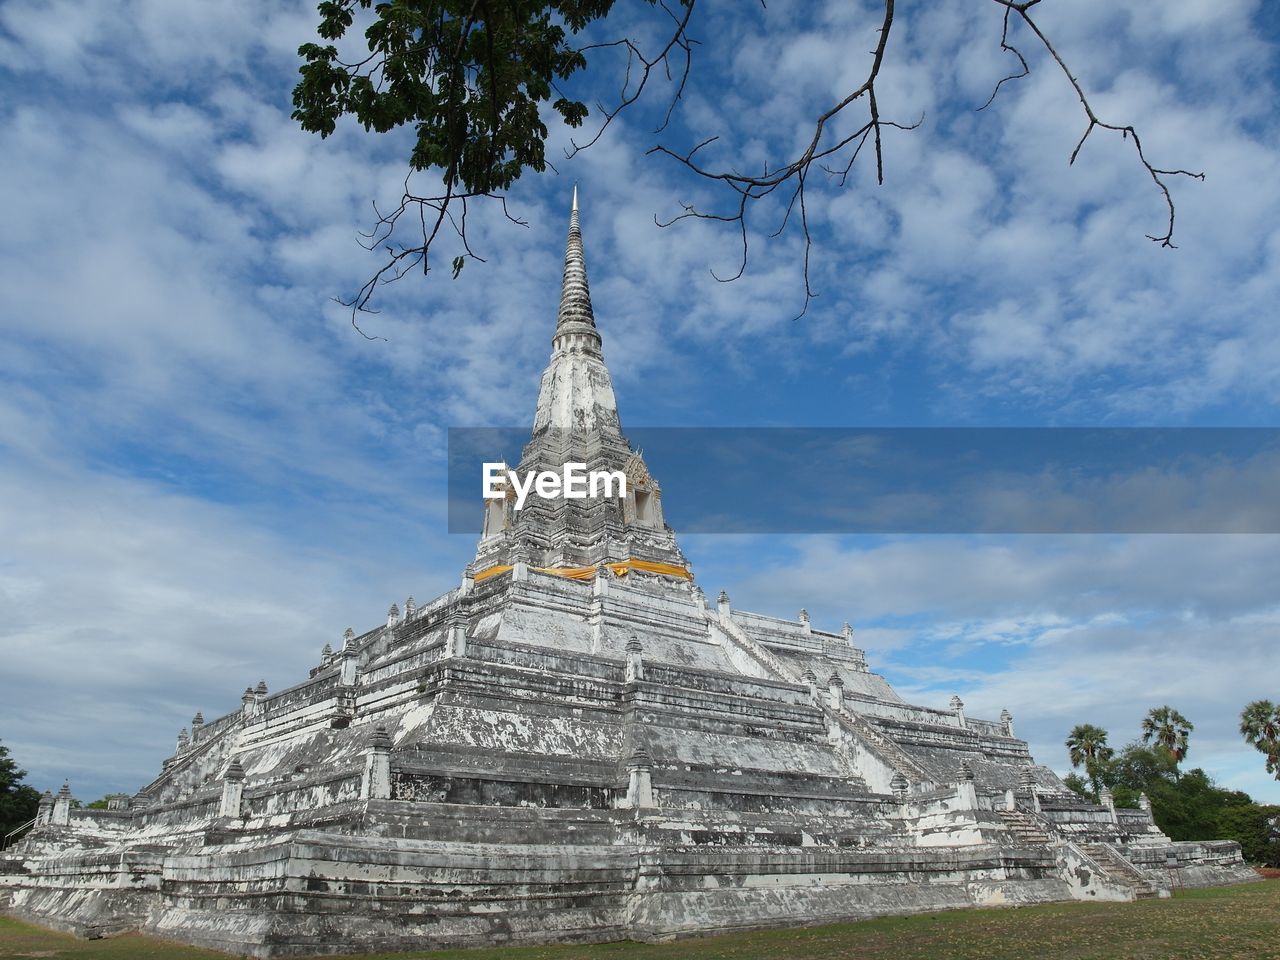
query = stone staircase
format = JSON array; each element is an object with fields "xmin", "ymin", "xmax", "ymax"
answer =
[
  {"xmin": 1080, "ymin": 842, "xmax": 1162, "ymax": 899},
  {"xmin": 833, "ymin": 706, "xmax": 936, "ymax": 786},
  {"xmin": 708, "ymin": 610, "xmax": 936, "ymax": 789},
  {"xmin": 996, "ymin": 810, "xmax": 1163, "ymax": 901},
  {"xmin": 996, "ymin": 809, "xmax": 1052, "ymax": 845}
]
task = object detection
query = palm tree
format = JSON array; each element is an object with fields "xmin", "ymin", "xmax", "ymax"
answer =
[
  {"xmin": 1141, "ymin": 706, "xmax": 1194, "ymax": 764},
  {"xmin": 1065, "ymin": 724, "xmax": 1114, "ymax": 795},
  {"xmin": 1240, "ymin": 699, "xmax": 1280, "ymax": 780}
]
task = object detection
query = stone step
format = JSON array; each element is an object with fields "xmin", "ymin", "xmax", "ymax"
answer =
[
  {"xmin": 995, "ymin": 810, "xmax": 1052, "ymax": 845},
  {"xmin": 1080, "ymin": 843, "xmax": 1160, "ymax": 898}
]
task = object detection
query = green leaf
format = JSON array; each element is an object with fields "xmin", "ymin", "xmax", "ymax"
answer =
[{"xmin": 293, "ymin": 1, "xmax": 625, "ymax": 196}]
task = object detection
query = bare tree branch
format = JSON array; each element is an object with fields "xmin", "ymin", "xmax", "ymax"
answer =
[
  {"xmin": 565, "ymin": 0, "xmax": 698, "ymax": 157},
  {"xmin": 644, "ymin": 0, "xmax": 1202, "ymax": 320},
  {"xmin": 647, "ymin": 0, "xmax": 901, "ymax": 318},
  {"xmin": 986, "ymin": 0, "xmax": 1203, "ymax": 246},
  {"xmin": 977, "ymin": 7, "xmax": 1029, "ymax": 112},
  {"xmin": 336, "ymin": 172, "xmax": 526, "ymax": 338}
]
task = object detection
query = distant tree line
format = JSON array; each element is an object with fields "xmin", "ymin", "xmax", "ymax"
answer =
[{"xmin": 1063, "ymin": 703, "xmax": 1280, "ymax": 867}]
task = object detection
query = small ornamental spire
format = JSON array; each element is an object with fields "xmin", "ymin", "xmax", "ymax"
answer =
[
  {"xmin": 1000, "ymin": 708, "xmax": 1014, "ymax": 737},
  {"xmin": 890, "ymin": 771, "xmax": 910, "ymax": 801},
  {"xmin": 801, "ymin": 668, "xmax": 819, "ymax": 701},
  {"xmin": 627, "ymin": 746, "xmax": 653, "ymax": 769},
  {"xmin": 624, "ymin": 635, "xmax": 644, "ymax": 684},
  {"xmin": 827, "ymin": 672, "xmax": 844, "ymax": 711}
]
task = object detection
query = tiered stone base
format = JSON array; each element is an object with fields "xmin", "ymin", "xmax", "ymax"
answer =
[{"xmin": 9, "ymin": 798, "xmax": 1226, "ymax": 958}]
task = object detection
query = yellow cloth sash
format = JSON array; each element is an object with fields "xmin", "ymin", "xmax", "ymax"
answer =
[
  {"xmin": 473, "ymin": 559, "xmax": 692, "ymax": 583},
  {"xmin": 608, "ymin": 558, "xmax": 692, "ymax": 579}
]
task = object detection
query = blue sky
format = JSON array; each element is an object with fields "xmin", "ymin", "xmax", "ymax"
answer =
[{"xmin": 1, "ymin": 0, "xmax": 1278, "ymax": 804}]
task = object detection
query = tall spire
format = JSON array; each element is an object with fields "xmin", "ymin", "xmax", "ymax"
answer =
[
  {"xmin": 471, "ymin": 187, "xmax": 688, "ymax": 574},
  {"xmin": 531, "ymin": 191, "xmax": 617, "ymax": 436},
  {"xmin": 555, "ymin": 185, "xmax": 599, "ymax": 347}
]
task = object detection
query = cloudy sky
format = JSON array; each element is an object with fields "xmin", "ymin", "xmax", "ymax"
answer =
[{"xmin": 1, "ymin": 0, "xmax": 1278, "ymax": 804}]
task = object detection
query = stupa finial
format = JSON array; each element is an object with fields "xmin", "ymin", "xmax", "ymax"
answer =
[{"xmin": 555, "ymin": 187, "xmax": 597, "ymax": 340}]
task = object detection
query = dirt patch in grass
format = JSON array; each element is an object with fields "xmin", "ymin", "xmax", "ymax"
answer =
[{"xmin": 4, "ymin": 881, "xmax": 1278, "ymax": 960}]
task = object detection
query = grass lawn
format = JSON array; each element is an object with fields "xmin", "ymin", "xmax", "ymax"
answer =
[{"xmin": 2, "ymin": 880, "xmax": 1277, "ymax": 960}]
